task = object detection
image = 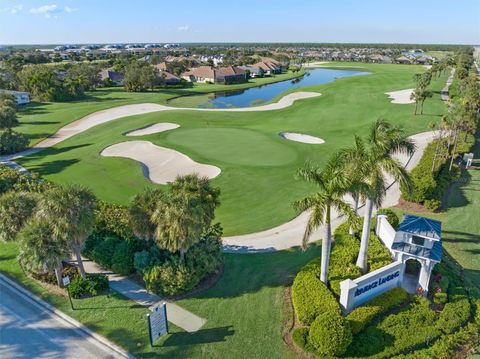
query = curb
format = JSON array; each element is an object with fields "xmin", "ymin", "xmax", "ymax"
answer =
[{"xmin": 0, "ymin": 273, "xmax": 136, "ymax": 359}]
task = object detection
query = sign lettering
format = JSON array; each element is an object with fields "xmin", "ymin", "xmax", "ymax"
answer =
[{"xmin": 354, "ymin": 271, "xmax": 399, "ymax": 297}]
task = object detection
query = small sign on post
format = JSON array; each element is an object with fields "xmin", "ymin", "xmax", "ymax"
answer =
[
  {"xmin": 62, "ymin": 276, "xmax": 74, "ymax": 310},
  {"xmin": 147, "ymin": 303, "xmax": 168, "ymax": 347}
]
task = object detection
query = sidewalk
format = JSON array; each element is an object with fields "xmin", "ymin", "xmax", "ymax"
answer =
[{"xmin": 82, "ymin": 259, "xmax": 206, "ymax": 333}]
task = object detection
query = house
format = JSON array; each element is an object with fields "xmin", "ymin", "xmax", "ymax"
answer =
[
  {"xmin": 253, "ymin": 59, "xmax": 282, "ymax": 76},
  {"xmin": 159, "ymin": 71, "xmax": 181, "ymax": 85},
  {"xmin": 153, "ymin": 62, "xmax": 167, "ymax": 72},
  {"xmin": 99, "ymin": 69, "xmax": 125, "ymax": 86},
  {"xmin": 395, "ymin": 56, "xmax": 413, "ymax": 64},
  {"xmin": 238, "ymin": 65, "xmax": 264, "ymax": 78},
  {"xmin": 181, "ymin": 66, "xmax": 246, "ymax": 84},
  {"xmin": 217, "ymin": 66, "xmax": 247, "ymax": 84},
  {"xmin": 0, "ymin": 90, "xmax": 30, "ymax": 105}
]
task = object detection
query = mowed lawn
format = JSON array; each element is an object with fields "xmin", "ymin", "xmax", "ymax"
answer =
[
  {"xmin": 17, "ymin": 63, "xmax": 449, "ymax": 236},
  {"xmin": 0, "ymin": 240, "xmax": 319, "ymax": 358}
]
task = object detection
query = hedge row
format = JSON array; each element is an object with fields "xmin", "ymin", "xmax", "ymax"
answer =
[
  {"xmin": 346, "ymin": 287, "xmax": 409, "ymax": 334},
  {"xmin": 401, "ymin": 139, "xmax": 461, "ymax": 211},
  {"xmin": 292, "ymin": 261, "xmax": 340, "ymax": 326},
  {"xmin": 328, "ymin": 222, "xmax": 392, "ymax": 296}
]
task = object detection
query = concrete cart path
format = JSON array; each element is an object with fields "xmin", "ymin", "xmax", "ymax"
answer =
[{"xmin": 82, "ymin": 259, "xmax": 206, "ymax": 333}]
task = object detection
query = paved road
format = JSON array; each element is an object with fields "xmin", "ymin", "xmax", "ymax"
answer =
[{"xmin": 0, "ymin": 278, "xmax": 125, "ymax": 359}]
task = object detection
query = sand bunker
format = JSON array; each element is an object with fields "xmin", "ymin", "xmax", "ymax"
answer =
[
  {"xmin": 125, "ymin": 122, "xmax": 180, "ymax": 136},
  {"xmin": 385, "ymin": 89, "xmax": 414, "ymax": 104},
  {"xmin": 101, "ymin": 141, "xmax": 221, "ymax": 184},
  {"xmin": 279, "ymin": 132, "xmax": 325, "ymax": 144}
]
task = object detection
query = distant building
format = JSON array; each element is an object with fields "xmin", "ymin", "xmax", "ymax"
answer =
[
  {"xmin": 0, "ymin": 90, "xmax": 30, "ymax": 105},
  {"xmin": 99, "ymin": 69, "xmax": 125, "ymax": 86},
  {"xmin": 159, "ymin": 71, "xmax": 181, "ymax": 85},
  {"xmin": 181, "ymin": 66, "xmax": 247, "ymax": 84},
  {"xmin": 238, "ymin": 65, "xmax": 264, "ymax": 77}
]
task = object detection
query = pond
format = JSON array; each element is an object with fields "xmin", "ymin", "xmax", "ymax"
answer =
[{"xmin": 172, "ymin": 68, "xmax": 369, "ymax": 109}]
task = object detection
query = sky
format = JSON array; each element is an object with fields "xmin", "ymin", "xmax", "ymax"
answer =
[{"xmin": 0, "ymin": 0, "xmax": 479, "ymax": 45}]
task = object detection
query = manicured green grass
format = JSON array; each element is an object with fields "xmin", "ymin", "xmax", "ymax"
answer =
[
  {"xmin": 17, "ymin": 70, "xmax": 304, "ymax": 146},
  {"xmin": 0, "ymin": 240, "xmax": 319, "ymax": 358},
  {"xmin": 17, "ymin": 63, "xmax": 448, "ymax": 236}
]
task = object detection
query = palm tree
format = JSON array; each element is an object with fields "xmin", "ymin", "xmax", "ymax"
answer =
[
  {"xmin": 0, "ymin": 191, "xmax": 39, "ymax": 242},
  {"xmin": 129, "ymin": 187, "xmax": 165, "ymax": 241},
  {"xmin": 419, "ymin": 90, "xmax": 433, "ymax": 115},
  {"xmin": 152, "ymin": 174, "xmax": 220, "ymax": 262},
  {"xmin": 294, "ymin": 155, "xmax": 357, "ymax": 283},
  {"xmin": 36, "ymin": 185, "xmax": 96, "ymax": 278},
  {"xmin": 342, "ymin": 120, "xmax": 415, "ymax": 273},
  {"xmin": 18, "ymin": 218, "xmax": 70, "ymax": 287}
]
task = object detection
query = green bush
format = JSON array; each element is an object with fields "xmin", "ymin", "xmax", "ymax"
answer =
[
  {"xmin": 94, "ymin": 201, "xmax": 133, "ymax": 239},
  {"xmin": 424, "ymin": 198, "xmax": 441, "ymax": 211},
  {"xmin": 433, "ymin": 292, "xmax": 448, "ymax": 305},
  {"xmin": 347, "ymin": 287, "xmax": 408, "ymax": 334},
  {"xmin": 292, "ymin": 327, "xmax": 309, "ymax": 351},
  {"xmin": 111, "ymin": 241, "xmax": 135, "ymax": 275},
  {"xmin": 308, "ymin": 311, "xmax": 352, "ymax": 356},
  {"xmin": 68, "ymin": 274, "xmax": 109, "ymax": 298},
  {"xmin": 292, "ymin": 261, "xmax": 341, "ymax": 326},
  {"xmin": 91, "ymin": 235, "xmax": 121, "ymax": 269},
  {"xmin": 82, "ymin": 233, "xmax": 103, "ymax": 258},
  {"xmin": 186, "ymin": 235, "xmax": 223, "ymax": 279},
  {"xmin": 143, "ymin": 260, "xmax": 197, "ymax": 296},
  {"xmin": 0, "ymin": 130, "xmax": 29, "ymax": 155},
  {"xmin": 436, "ymin": 295, "xmax": 471, "ymax": 334},
  {"xmin": 376, "ymin": 208, "xmax": 400, "ymax": 229}
]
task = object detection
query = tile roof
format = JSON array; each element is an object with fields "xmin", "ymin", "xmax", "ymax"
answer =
[{"xmin": 399, "ymin": 215, "xmax": 442, "ymax": 240}]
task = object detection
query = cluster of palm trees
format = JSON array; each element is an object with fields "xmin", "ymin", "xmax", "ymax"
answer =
[
  {"xmin": 429, "ymin": 51, "xmax": 479, "ymax": 174},
  {"xmin": 128, "ymin": 174, "xmax": 220, "ymax": 262},
  {"xmin": 0, "ymin": 173, "xmax": 220, "ymax": 287},
  {"xmin": 0, "ymin": 184, "xmax": 96, "ymax": 286},
  {"xmin": 295, "ymin": 120, "xmax": 415, "ymax": 283},
  {"xmin": 411, "ymin": 69, "xmax": 433, "ymax": 115}
]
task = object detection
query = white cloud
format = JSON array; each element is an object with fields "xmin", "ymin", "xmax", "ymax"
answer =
[
  {"xmin": 0, "ymin": 4, "xmax": 24, "ymax": 14},
  {"xmin": 64, "ymin": 6, "xmax": 77, "ymax": 13},
  {"xmin": 177, "ymin": 25, "xmax": 190, "ymax": 31},
  {"xmin": 30, "ymin": 4, "xmax": 59, "ymax": 18}
]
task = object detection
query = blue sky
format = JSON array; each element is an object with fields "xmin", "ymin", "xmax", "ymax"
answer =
[{"xmin": 1, "ymin": 0, "xmax": 479, "ymax": 44}]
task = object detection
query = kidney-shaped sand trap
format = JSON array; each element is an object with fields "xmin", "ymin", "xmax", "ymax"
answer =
[
  {"xmin": 385, "ymin": 89, "xmax": 414, "ymax": 104},
  {"xmin": 279, "ymin": 132, "xmax": 325, "ymax": 144},
  {"xmin": 125, "ymin": 122, "xmax": 180, "ymax": 136},
  {"xmin": 101, "ymin": 141, "xmax": 221, "ymax": 184}
]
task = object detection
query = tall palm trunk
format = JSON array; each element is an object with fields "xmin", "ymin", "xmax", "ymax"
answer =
[
  {"xmin": 449, "ymin": 129, "xmax": 459, "ymax": 172},
  {"xmin": 73, "ymin": 245, "xmax": 86, "ymax": 278},
  {"xmin": 180, "ymin": 248, "xmax": 186, "ymax": 263},
  {"xmin": 349, "ymin": 194, "xmax": 359, "ymax": 235},
  {"xmin": 55, "ymin": 262, "xmax": 63, "ymax": 287},
  {"xmin": 414, "ymin": 101, "xmax": 418, "ymax": 115},
  {"xmin": 320, "ymin": 207, "xmax": 331, "ymax": 284},
  {"xmin": 356, "ymin": 198, "xmax": 374, "ymax": 273},
  {"xmin": 420, "ymin": 99, "xmax": 425, "ymax": 114}
]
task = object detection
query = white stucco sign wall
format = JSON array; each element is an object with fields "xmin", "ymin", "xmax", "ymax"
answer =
[{"xmin": 340, "ymin": 261, "xmax": 404, "ymax": 313}]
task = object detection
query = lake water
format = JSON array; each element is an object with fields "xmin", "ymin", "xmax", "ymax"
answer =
[{"xmin": 187, "ymin": 68, "xmax": 368, "ymax": 108}]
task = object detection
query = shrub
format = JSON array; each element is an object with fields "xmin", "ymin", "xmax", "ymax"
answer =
[
  {"xmin": 68, "ymin": 274, "xmax": 109, "ymax": 298},
  {"xmin": 186, "ymin": 235, "xmax": 223, "ymax": 279},
  {"xmin": 436, "ymin": 295, "xmax": 471, "ymax": 334},
  {"xmin": 376, "ymin": 208, "xmax": 400, "ymax": 229},
  {"xmin": 94, "ymin": 201, "xmax": 133, "ymax": 239},
  {"xmin": 308, "ymin": 311, "xmax": 352, "ymax": 356},
  {"xmin": 143, "ymin": 260, "xmax": 197, "ymax": 296},
  {"xmin": 347, "ymin": 287, "xmax": 408, "ymax": 334},
  {"xmin": 424, "ymin": 199, "xmax": 441, "ymax": 211},
  {"xmin": 0, "ymin": 130, "xmax": 29, "ymax": 155},
  {"xmin": 433, "ymin": 292, "xmax": 448, "ymax": 305},
  {"xmin": 111, "ymin": 240, "xmax": 135, "ymax": 275},
  {"xmin": 91, "ymin": 235, "xmax": 121, "ymax": 268},
  {"xmin": 292, "ymin": 327, "xmax": 309, "ymax": 351},
  {"xmin": 82, "ymin": 233, "xmax": 103, "ymax": 258},
  {"xmin": 292, "ymin": 261, "xmax": 341, "ymax": 326}
]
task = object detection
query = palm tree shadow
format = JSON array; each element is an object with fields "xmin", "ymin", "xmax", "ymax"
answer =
[{"xmin": 161, "ymin": 326, "xmax": 234, "ymax": 347}]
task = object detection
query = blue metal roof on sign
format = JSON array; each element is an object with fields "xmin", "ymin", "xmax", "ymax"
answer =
[
  {"xmin": 391, "ymin": 240, "xmax": 442, "ymax": 262},
  {"xmin": 399, "ymin": 215, "xmax": 442, "ymax": 240}
]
